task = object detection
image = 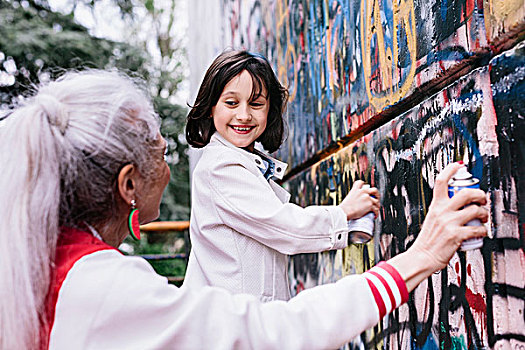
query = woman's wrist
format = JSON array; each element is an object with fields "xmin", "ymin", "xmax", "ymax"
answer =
[
  {"xmin": 362, "ymin": 262, "xmax": 409, "ymax": 318},
  {"xmin": 386, "ymin": 248, "xmax": 436, "ymax": 292}
]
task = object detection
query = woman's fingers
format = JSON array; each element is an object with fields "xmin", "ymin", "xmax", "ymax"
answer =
[
  {"xmin": 433, "ymin": 162, "xmax": 464, "ymax": 200},
  {"xmin": 448, "ymin": 188, "xmax": 487, "ymax": 211},
  {"xmin": 455, "ymin": 203, "xmax": 489, "ymax": 225},
  {"xmin": 365, "ymin": 186, "xmax": 380, "ymax": 200},
  {"xmin": 456, "ymin": 224, "xmax": 488, "ymax": 241}
]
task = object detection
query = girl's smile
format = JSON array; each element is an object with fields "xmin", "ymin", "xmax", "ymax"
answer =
[
  {"xmin": 212, "ymin": 70, "xmax": 269, "ymax": 151},
  {"xmin": 230, "ymin": 125, "xmax": 255, "ymax": 133}
]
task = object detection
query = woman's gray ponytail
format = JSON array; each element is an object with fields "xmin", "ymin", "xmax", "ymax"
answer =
[{"xmin": 0, "ymin": 69, "xmax": 161, "ymax": 349}]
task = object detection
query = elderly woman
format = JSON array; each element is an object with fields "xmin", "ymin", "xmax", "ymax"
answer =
[{"xmin": 0, "ymin": 70, "xmax": 488, "ymax": 349}]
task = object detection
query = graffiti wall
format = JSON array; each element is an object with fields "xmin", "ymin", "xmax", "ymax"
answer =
[
  {"xmin": 287, "ymin": 44, "xmax": 525, "ymax": 348},
  {"xmin": 188, "ymin": 0, "xmax": 525, "ymax": 348}
]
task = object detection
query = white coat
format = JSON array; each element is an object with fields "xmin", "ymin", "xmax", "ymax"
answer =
[
  {"xmin": 183, "ymin": 133, "xmax": 349, "ymax": 302},
  {"xmin": 49, "ymin": 241, "xmax": 408, "ymax": 349}
]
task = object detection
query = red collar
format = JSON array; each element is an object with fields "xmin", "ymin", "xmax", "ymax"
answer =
[{"xmin": 42, "ymin": 227, "xmax": 119, "ymax": 348}]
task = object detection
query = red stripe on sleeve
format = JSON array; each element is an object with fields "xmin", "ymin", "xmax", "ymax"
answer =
[
  {"xmin": 367, "ymin": 270, "xmax": 396, "ymax": 311},
  {"xmin": 376, "ymin": 261, "xmax": 409, "ymax": 304},
  {"xmin": 365, "ymin": 278, "xmax": 386, "ymax": 319}
]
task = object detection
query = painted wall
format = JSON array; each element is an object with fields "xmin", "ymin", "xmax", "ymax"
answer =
[
  {"xmin": 287, "ymin": 44, "xmax": 525, "ymax": 348},
  {"xmin": 188, "ymin": 0, "xmax": 524, "ymax": 348}
]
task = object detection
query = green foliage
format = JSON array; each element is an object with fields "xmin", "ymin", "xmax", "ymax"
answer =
[
  {"xmin": 0, "ymin": 1, "xmax": 149, "ymax": 103},
  {"xmin": 121, "ymin": 232, "xmax": 188, "ymax": 286},
  {"xmin": 155, "ymin": 96, "xmax": 190, "ymax": 221},
  {"xmin": 0, "ymin": 0, "xmax": 190, "ymax": 222}
]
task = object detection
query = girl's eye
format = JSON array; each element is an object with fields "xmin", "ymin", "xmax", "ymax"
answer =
[
  {"xmin": 251, "ymin": 101, "xmax": 265, "ymax": 108},
  {"xmin": 225, "ymin": 100, "xmax": 237, "ymax": 106}
]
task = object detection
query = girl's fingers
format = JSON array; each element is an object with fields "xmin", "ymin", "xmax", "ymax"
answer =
[
  {"xmin": 353, "ymin": 180, "xmax": 365, "ymax": 189},
  {"xmin": 434, "ymin": 162, "xmax": 464, "ymax": 200},
  {"xmin": 367, "ymin": 187, "xmax": 380, "ymax": 200}
]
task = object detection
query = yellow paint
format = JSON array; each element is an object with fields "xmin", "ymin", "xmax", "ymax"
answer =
[
  {"xmin": 360, "ymin": 0, "xmax": 417, "ymax": 110},
  {"xmin": 276, "ymin": 0, "xmax": 299, "ymax": 103},
  {"xmin": 483, "ymin": 0, "xmax": 525, "ymax": 40},
  {"xmin": 342, "ymin": 242, "xmax": 376, "ymax": 276}
]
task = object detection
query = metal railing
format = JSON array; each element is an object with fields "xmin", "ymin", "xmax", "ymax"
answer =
[{"xmin": 138, "ymin": 221, "xmax": 190, "ymax": 285}]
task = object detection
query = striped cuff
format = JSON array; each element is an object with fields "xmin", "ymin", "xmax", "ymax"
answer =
[{"xmin": 363, "ymin": 261, "xmax": 409, "ymax": 319}]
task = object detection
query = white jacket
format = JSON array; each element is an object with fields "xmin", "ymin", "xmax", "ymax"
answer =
[
  {"xmin": 184, "ymin": 133, "xmax": 349, "ymax": 301},
  {"xmin": 49, "ymin": 247, "xmax": 408, "ymax": 349}
]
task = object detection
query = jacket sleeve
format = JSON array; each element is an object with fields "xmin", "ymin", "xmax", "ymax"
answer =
[
  {"xmin": 204, "ymin": 151, "xmax": 349, "ymax": 254},
  {"xmin": 50, "ymin": 251, "xmax": 407, "ymax": 350}
]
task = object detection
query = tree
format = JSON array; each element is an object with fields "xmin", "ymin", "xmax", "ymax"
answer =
[
  {"xmin": 0, "ymin": 0, "xmax": 149, "ymax": 104},
  {"xmin": 0, "ymin": 0, "xmax": 190, "ymax": 222}
]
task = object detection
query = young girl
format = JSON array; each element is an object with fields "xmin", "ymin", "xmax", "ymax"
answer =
[{"xmin": 184, "ymin": 50, "xmax": 380, "ymax": 302}]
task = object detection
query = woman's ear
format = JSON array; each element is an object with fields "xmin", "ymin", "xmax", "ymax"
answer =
[{"xmin": 117, "ymin": 164, "xmax": 137, "ymax": 205}]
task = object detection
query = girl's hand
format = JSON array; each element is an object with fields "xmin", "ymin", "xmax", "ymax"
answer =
[{"xmin": 338, "ymin": 180, "xmax": 380, "ymax": 220}]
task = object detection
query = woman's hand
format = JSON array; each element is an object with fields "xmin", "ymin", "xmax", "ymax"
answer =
[
  {"xmin": 338, "ymin": 180, "xmax": 380, "ymax": 220},
  {"xmin": 388, "ymin": 162, "xmax": 489, "ymax": 292},
  {"xmin": 410, "ymin": 162, "xmax": 488, "ymax": 269}
]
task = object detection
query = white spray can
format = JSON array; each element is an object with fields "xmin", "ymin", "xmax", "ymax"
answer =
[
  {"xmin": 347, "ymin": 184, "xmax": 375, "ymax": 244},
  {"xmin": 448, "ymin": 166, "xmax": 484, "ymax": 250}
]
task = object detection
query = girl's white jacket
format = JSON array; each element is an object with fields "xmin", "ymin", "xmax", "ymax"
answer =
[{"xmin": 183, "ymin": 133, "xmax": 350, "ymax": 302}]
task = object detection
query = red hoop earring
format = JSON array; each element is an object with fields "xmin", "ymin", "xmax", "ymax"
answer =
[{"xmin": 128, "ymin": 199, "xmax": 141, "ymax": 240}]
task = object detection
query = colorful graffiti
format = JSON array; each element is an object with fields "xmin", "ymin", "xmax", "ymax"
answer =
[
  {"xmin": 286, "ymin": 45, "xmax": 525, "ymax": 349},
  {"xmin": 219, "ymin": 0, "xmax": 523, "ymax": 168}
]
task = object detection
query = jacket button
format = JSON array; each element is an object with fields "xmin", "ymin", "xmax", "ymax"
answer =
[
  {"xmin": 338, "ymin": 234, "xmax": 342, "ymax": 240},
  {"xmin": 255, "ymin": 159, "xmax": 261, "ymax": 165},
  {"xmin": 276, "ymin": 167, "xmax": 281, "ymax": 172}
]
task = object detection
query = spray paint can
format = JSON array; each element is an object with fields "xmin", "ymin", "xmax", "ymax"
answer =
[
  {"xmin": 347, "ymin": 184, "xmax": 375, "ymax": 244},
  {"xmin": 448, "ymin": 166, "xmax": 483, "ymax": 251}
]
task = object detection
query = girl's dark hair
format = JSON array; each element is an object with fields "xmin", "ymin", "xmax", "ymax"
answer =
[{"xmin": 186, "ymin": 50, "xmax": 288, "ymax": 153}]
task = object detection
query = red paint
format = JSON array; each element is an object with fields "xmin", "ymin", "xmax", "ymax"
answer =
[
  {"xmin": 392, "ymin": 121, "xmax": 398, "ymax": 140},
  {"xmin": 296, "ymin": 281, "xmax": 305, "ymax": 294},
  {"xmin": 465, "ymin": 287, "xmax": 487, "ymax": 337},
  {"xmin": 442, "ymin": 90, "xmax": 449, "ymax": 104},
  {"xmin": 466, "ymin": 288, "xmax": 485, "ymax": 314},
  {"xmin": 455, "ymin": 261, "xmax": 461, "ymax": 285}
]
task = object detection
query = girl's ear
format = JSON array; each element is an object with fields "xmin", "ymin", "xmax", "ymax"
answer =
[{"xmin": 117, "ymin": 164, "xmax": 137, "ymax": 205}]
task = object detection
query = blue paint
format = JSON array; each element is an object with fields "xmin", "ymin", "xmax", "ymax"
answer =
[
  {"xmin": 415, "ymin": 48, "xmax": 472, "ymax": 74},
  {"xmin": 308, "ymin": 2, "xmax": 321, "ymax": 100},
  {"xmin": 410, "ymin": 326, "xmax": 440, "ymax": 350},
  {"xmin": 441, "ymin": 0, "xmax": 448, "ymax": 22}
]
